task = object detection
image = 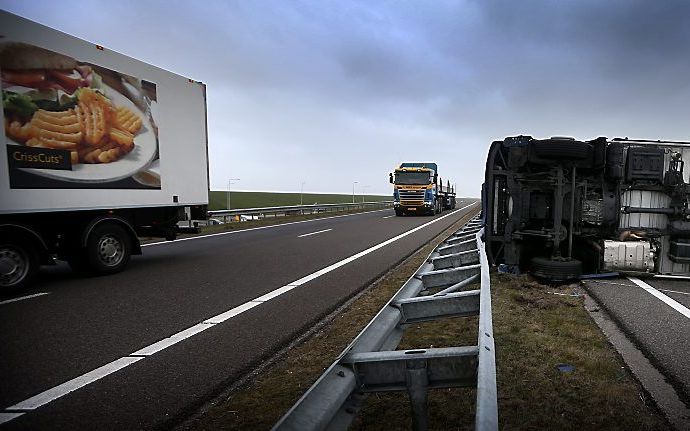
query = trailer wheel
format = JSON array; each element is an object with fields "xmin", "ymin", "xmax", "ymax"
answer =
[
  {"xmin": 530, "ymin": 257, "xmax": 582, "ymax": 281},
  {"xmin": 85, "ymin": 224, "xmax": 132, "ymax": 274},
  {"xmin": 394, "ymin": 209, "xmax": 403, "ymax": 216},
  {"xmin": 0, "ymin": 241, "xmax": 38, "ymax": 292}
]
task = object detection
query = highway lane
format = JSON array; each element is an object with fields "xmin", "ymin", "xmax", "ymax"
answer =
[
  {"xmin": 585, "ymin": 277, "xmax": 690, "ymax": 404},
  {"xmin": 0, "ymin": 200, "xmax": 479, "ymax": 430}
]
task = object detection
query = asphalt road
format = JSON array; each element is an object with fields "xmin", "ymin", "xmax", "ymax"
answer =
[
  {"xmin": 0, "ymin": 200, "xmax": 479, "ymax": 430},
  {"xmin": 585, "ymin": 276, "xmax": 690, "ymax": 402}
]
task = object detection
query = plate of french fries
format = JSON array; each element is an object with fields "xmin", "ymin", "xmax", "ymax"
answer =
[{"xmin": 4, "ymin": 83, "xmax": 157, "ymax": 183}]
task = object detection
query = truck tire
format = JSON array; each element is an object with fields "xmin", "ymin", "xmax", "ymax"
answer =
[
  {"xmin": 85, "ymin": 223, "xmax": 132, "ymax": 274},
  {"xmin": 530, "ymin": 257, "xmax": 582, "ymax": 281},
  {"xmin": 395, "ymin": 209, "xmax": 403, "ymax": 216},
  {"xmin": 531, "ymin": 140, "xmax": 592, "ymax": 160},
  {"xmin": 0, "ymin": 241, "xmax": 38, "ymax": 292}
]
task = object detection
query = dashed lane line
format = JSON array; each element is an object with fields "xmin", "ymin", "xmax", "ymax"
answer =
[
  {"xmin": 0, "ymin": 292, "xmax": 50, "ymax": 306},
  {"xmin": 298, "ymin": 228, "xmax": 332, "ymax": 238},
  {"xmin": 142, "ymin": 208, "xmax": 391, "ymax": 247}
]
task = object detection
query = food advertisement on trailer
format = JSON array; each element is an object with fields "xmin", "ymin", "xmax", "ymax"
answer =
[{"xmin": 2, "ymin": 41, "xmax": 161, "ymax": 189}]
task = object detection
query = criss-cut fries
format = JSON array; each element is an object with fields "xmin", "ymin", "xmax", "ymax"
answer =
[
  {"xmin": 5, "ymin": 87, "xmax": 143, "ymax": 165},
  {"xmin": 115, "ymin": 106, "xmax": 142, "ymax": 134},
  {"xmin": 29, "ymin": 109, "xmax": 82, "ymax": 149}
]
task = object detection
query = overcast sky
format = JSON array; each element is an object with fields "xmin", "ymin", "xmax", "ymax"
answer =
[{"xmin": 2, "ymin": 0, "xmax": 689, "ymax": 197}]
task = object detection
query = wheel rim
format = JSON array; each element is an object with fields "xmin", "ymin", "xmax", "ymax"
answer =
[
  {"xmin": 97, "ymin": 235, "xmax": 124, "ymax": 267},
  {"xmin": 0, "ymin": 246, "xmax": 29, "ymax": 287}
]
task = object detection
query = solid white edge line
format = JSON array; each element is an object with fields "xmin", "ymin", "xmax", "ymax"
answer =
[
  {"xmin": 142, "ymin": 208, "xmax": 391, "ymax": 247},
  {"xmin": 628, "ymin": 277, "xmax": 690, "ymax": 319},
  {"xmin": 131, "ymin": 323, "xmax": 214, "ymax": 356},
  {"xmin": 0, "ymin": 292, "xmax": 50, "ymax": 306},
  {"xmin": 7, "ymin": 356, "xmax": 143, "ymax": 411},
  {"xmin": 298, "ymin": 228, "xmax": 332, "ymax": 238},
  {"xmin": 0, "ymin": 413, "xmax": 25, "ymax": 425},
  {"xmin": 1, "ymin": 202, "xmax": 478, "ymax": 422},
  {"xmin": 253, "ymin": 285, "xmax": 298, "ymax": 303},
  {"xmin": 204, "ymin": 300, "xmax": 264, "ymax": 324}
]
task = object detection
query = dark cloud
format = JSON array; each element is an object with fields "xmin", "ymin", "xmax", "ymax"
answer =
[{"xmin": 2, "ymin": 0, "xmax": 689, "ymax": 196}]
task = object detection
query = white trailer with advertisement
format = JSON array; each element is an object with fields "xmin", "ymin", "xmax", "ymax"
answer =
[{"xmin": 0, "ymin": 11, "xmax": 209, "ymax": 291}]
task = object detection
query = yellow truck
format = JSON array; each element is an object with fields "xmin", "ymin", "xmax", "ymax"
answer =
[{"xmin": 389, "ymin": 162, "xmax": 456, "ymax": 216}]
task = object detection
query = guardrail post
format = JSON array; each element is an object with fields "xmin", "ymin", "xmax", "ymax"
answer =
[{"xmin": 407, "ymin": 359, "xmax": 429, "ymax": 431}]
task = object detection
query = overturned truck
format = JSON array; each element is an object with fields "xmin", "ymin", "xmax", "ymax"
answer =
[{"xmin": 484, "ymin": 136, "xmax": 690, "ymax": 280}]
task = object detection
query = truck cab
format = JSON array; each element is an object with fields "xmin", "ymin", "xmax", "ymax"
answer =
[{"xmin": 390, "ymin": 162, "xmax": 455, "ymax": 216}]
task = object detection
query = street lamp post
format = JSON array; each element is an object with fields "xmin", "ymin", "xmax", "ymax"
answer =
[
  {"xmin": 352, "ymin": 181, "xmax": 358, "ymax": 204},
  {"xmin": 300, "ymin": 181, "xmax": 306, "ymax": 215},
  {"xmin": 300, "ymin": 181, "xmax": 306, "ymax": 206},
  {"xmin": 227, "ymin": 178, "xmax": 240, "ymax": 211}
]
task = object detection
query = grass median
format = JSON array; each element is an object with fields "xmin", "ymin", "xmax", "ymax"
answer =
[{"xmin": 180, "ymin": 217, "xmax": 669, "ymax": 430}]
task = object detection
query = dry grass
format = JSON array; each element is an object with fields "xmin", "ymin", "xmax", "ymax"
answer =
[
  {"xmin": 490, "ymin": 274, "xmax": 667, "ymax": 431},
  {"xmin": 182, "ymin": 218, "xmax": 669, "ymax": 431}
]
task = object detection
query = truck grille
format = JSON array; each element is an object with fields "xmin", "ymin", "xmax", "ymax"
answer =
[{"xmin": 399, "ymin": 189, "xmax": 425, "ymax": 205}]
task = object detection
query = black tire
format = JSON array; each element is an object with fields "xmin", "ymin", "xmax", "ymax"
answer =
[
  {"xmin": 532, "ymin": 139, "xmax": 592, "ymax": 160},
  {"xmin": 0, "ymin": 241, "xmax": 39, "ymax": 292},
  {"xmin": 395, "ymin": 209, "xmax": 403, "ymax": 217},
  {"xmin": 530, "ymin": 257, "xmax": 582, "ymax": 281},
  {"xmin": 85, "ymin": 224, "xmax": 132, "ymax": 274}
]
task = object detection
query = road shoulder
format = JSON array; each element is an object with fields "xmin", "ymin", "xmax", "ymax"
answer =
[{"xmin": 584, "ymin": 288, "xmax": 690, "ymax": 430}]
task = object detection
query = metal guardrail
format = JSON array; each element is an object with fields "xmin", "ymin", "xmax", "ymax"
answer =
[
  {"xmin": 273, "ymin": 215, "xmax": 497, "ymax": 431},
  {"xmin": 208, "ymin": 201, "xmax": 393, "ymax": 223}
]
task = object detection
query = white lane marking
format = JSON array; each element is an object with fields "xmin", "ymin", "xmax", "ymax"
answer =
[
  {"xmin": 252, "ymin": 285, "xmax": 298, "ymax": 303},
  {"xmin": 281, "ymin": 204, "xmax": 476, "ymax": 288},
  {"xmin": 142, "ymin": 208, "xmax": 390, "ymax": 247},
  {"xmin": 204, "ymin": 301, "xmax": 264, "ymax": 324},
  {"xmin": 298, "ymin": 228, "xmax": 332, "ymax": 238},
  {"xmin": 382, "ymin": 215, "xmax": 395, "ymax": 219},
  {"xmin": 0, "ymin": 413, "xmax": 24, "ymax": 425},
  {"xmin": 629, "ymin": 277, "xmax": 690, "ymax": 320},
  {"xmin": 131, "ymin": 323, "xmax": 214, "ymax": 356},
  {"xmin": 659, "ymin": 289, "xmax": 690, "ymax": 297},
  {"xmin": 6, "ymin": 357, "xmax": 143, "ymax": 411},
  {"xmin": 0, "ymin": 292, "xmax": 50, "ymax": 306},
  {"xmin": 0, "ymin": 202, "xmax": 478, "ymax": 423}
]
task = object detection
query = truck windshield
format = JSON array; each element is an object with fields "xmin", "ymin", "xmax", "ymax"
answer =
[{"xmin": 395, "ymin": 172, "xmax": 431, "ymax": 185}]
